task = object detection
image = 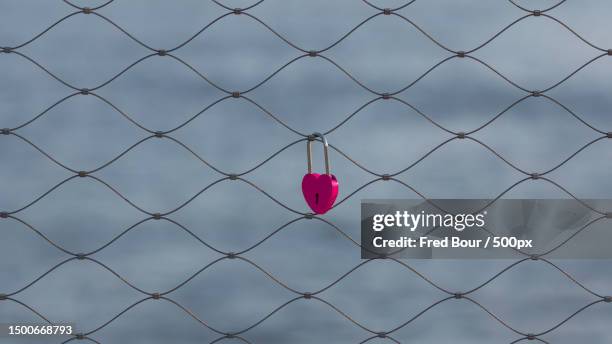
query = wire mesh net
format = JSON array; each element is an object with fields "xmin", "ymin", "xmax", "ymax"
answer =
[{"xmin": 1, "ymin": 0, "xmax": 611, "ymax": 343}]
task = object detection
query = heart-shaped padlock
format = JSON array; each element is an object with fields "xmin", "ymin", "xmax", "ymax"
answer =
[{"xmin": 301, "ymin": 133, "xmax": 339, "ymax": 214}]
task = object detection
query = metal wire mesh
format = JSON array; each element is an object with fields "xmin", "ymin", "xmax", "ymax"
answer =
[{"xmin": 1, "ymin": 0, "xmax": 611, "ymax": 343}]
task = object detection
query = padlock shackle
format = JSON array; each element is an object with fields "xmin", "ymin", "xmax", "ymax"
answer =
[{"xmin": 307, "ymin": 132, "xmax": 330, "ymax": 175}]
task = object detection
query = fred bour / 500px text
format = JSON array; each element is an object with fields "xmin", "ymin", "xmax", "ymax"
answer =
[{"xmin": 372, "ymin": 236, "xmax": 533, "ymax": 250}]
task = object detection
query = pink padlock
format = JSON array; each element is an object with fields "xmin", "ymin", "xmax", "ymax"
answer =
[{"xmin": 301, "ymin": 133, "xmax": 339, "ymax": 214}]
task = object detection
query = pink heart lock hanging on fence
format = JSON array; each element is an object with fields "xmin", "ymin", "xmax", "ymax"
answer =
[{"xmin": 301, "ymin": 133, "xmax": 339, "ymax": 214}]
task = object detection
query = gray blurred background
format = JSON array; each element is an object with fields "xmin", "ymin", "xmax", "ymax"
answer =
[{"xmin": 1, "ymin": 0, "xmax": 612, "ymax": 343}]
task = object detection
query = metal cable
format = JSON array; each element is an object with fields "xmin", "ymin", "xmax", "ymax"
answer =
[{"xmin": 1, "ymin": 0, "xmax": 611, "ymax": 343}]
